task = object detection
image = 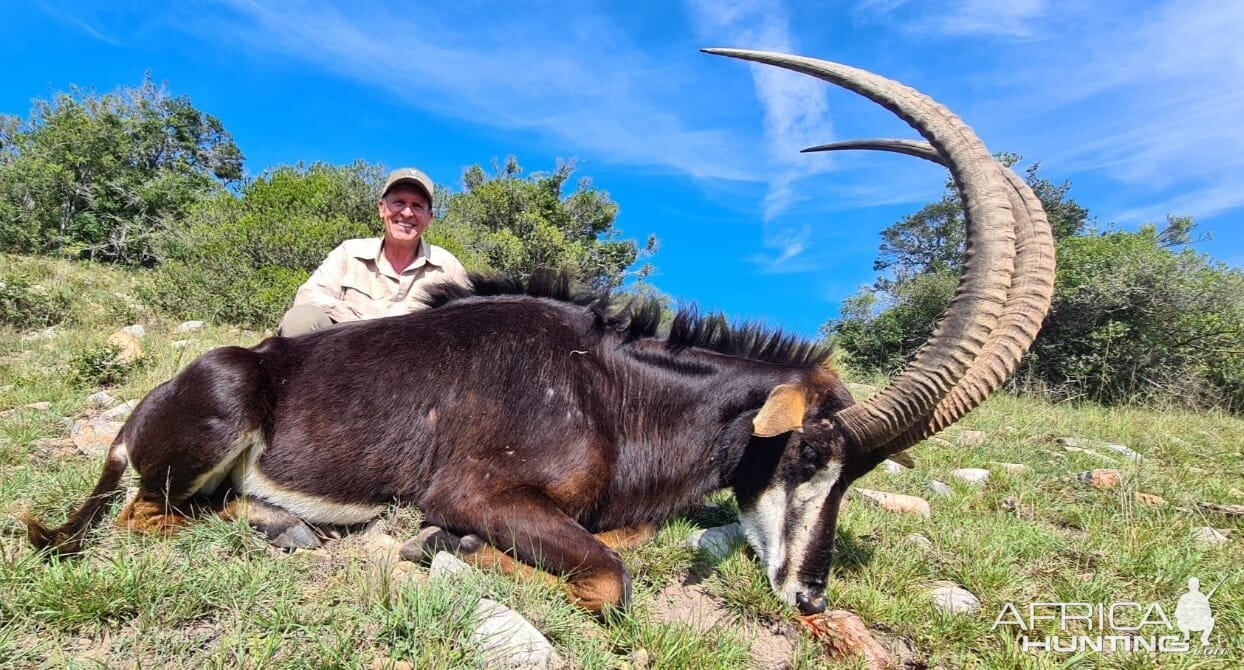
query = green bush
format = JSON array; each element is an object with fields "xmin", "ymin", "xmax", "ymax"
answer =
[
  {"xmin": 0, "ymin": 272, "xmax": 73, "ymax": 329},
  {"xmin": 147, "ymin": 163, "xmax": 379, "ymax": 327},
  {"xmin": 69, "ymin": 342, "xmax": 136, "ymax": 387}
]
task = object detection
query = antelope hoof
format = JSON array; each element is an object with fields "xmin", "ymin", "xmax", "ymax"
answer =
[{"xmin": 402, "ymin": 525, "xmax": 484, "ymax": 562}]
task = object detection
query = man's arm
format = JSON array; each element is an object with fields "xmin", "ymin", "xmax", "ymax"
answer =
[{"xmin": 293, "ymin": 244, "xmax": 363, "ymax": 323}]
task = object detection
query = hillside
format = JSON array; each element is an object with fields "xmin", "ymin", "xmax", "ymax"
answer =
[{"xmin": 1, "ymin": 253, "xmax": 1240, "ymax": 669}]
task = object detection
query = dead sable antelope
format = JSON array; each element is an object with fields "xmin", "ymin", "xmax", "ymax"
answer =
[{"xmin": 25, "ymin": 49, "xmax": 1054, "ymax": 617}]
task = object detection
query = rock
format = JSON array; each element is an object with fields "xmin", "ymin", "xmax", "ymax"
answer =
[
  {"xmin": 927, "ymin": 437, "xmax": 952, "ymax": 448},
  {"xmin": 1192, "ymin": 527, "xmax": 1228, "ymax": 548},
  {"xmin": 70, "ymin": 416, "xmax": 124, "ymax": 457},
  {"xmin": 957, "ymin": 430, "xmax": 988, "ymax": 446},
  {"xmin": 102, "ymin": 399, "xmax": 139, "ymax": 421},
  {"xmin": 682, "ymin": 523, "xmax": 745, "ymax": 561},
  {"xmin": 120, "ymin": 324, "xmax": 146, "ymax": 338},
  {"xmin": 930, "ymin": 582, "xmax": 980, "ymax": 615},
  {"xmin": 926, "ymin": 480, "xmax": 953, "ymax": 497},
  {"xmin": 361, "ymin": 531, "xmax": 404, "ymax": 565},
  {"xmin": 902, "ymin": 533, "xmax": 933, "ymax": 550},
  {"xmin": 175, "ymin": 320, "xmax": 205, "ymax": 333},
  {"xmin": 950, "ymin": 468, "xmax": 990, "ymax": 485},
  {"xmin": 995, "ymin": 462, "xmax": 1030, "ymax": 475},
  {"xmin": 471, "ymin": 598, "xmax": 562, "ymax": 668},
  {"xmin": 106, "ymin": 331, "xmax": 143, "ymax": 364},
  {"xmin": 880, "ymin": 459, "xmax": 905, "ymax": 475},
  {"xmin": 23, "ymin": 401, "xmax": 51, "ymax": 411},
  {"xmin": 1054, "ymin": 437, "xmax": 1080, "ymax": 448},
  {"xmin": 171, "ymin": 339, "xmax": 193, "ymax": 350},
  {"xmin": 800, "ymin": 610, "xmax": 894, "ymax": 669},
  {"xmin": 22, "ymin": 326, "xmax": 58, "ymax": 341},
  {"xmin": 889, "ymin": 451, "xmax": 917, "ymax": 468},
  {"xmin": 1230, "ymin": 488, "xmax": 1244, "ymax": 499},
  {"xmin": 1196, "ymin": 502, "xmax": 1244, "ymax": 517},
  {"xmin": 1079, "ymin": 469, "xmax": 1122, "ymax": 490},
  {"xmin": 852, "ymin": 488, "xmax": 931, "ymax": 518},
  {"xmin": 429, "ymin": 551, "xmax": 470, "ymax": 577},
  {"xmin": 85, "ymin": 391, "xmax": 118, "ymax": 409},
  {"xmin": 1135, "ymin": 493, "xmax": 1167, "ymax": 507},
  {"xmin": 1103, "ymin": 443, "xmax": 1142, "ymax": 461},
  {"xmin": 629, "ymin": 648, "xmax": 651, "ymax": 670}
]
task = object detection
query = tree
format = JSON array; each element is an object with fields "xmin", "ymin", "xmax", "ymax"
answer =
[
  {"xmin": 0, "ymin": 75, "xmax": 243, "ymax": 265},
  {"xmin": 439, "ymin": 157, "xmax": 655, "ymax": 289}
]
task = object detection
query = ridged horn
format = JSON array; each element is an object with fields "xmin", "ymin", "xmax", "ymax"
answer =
[
  {"xmin": 803, "ymin": 139, "xmax": 1055, "ymax": 455},
  {"xmin": 702, "ymin": 48, "xmax": 1019, "ymax": 451}
]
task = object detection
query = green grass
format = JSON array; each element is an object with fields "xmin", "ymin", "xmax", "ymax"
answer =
[{"xmin": 1, "ymin": 252, "xmax": 1242, "ymax": 668}]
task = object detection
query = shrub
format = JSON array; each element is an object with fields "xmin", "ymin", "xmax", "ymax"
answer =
[
  {"xmin": 0, "ymin": 272, "xmax": 73, "ymax": 329},
  {"xmin": 69, "ymin": 342, "xmax": 136, "ymax": 387}
]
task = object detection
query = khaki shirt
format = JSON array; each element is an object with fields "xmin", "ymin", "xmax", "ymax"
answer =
[{"xmin": 293, "ymin": 238, "xmax": 469, "ymax": 322}]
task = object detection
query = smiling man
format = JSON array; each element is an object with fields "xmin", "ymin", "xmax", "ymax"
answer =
[{"xmin": 277, "ymin": 167, "xmax": 469, "ymax": 336}]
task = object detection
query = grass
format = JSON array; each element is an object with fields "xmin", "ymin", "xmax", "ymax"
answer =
[{"xmin": 1, "ymin": 252, "xmax": 1242, "ymax": 668}]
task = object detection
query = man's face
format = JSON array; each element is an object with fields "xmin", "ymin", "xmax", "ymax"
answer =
[{"xmin": 379, "ymin": 184, "xmax": 432, "ymax": 250}]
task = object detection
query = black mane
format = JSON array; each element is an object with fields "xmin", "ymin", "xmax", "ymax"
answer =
[{"xmin": 421, "ymin": 270, "xmax": 830, "ymax": 368}]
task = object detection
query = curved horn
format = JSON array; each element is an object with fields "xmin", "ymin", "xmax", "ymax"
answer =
[
  {"xmin": 804, "ymin": 139, "xmax": 1055, "ymax": 455},
  {"xmin": 702, "ymin": 48, "xmax": 1025, "ymax": 451}
]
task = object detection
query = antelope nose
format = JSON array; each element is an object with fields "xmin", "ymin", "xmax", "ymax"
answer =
[{"xmin": 796, "ymin": 592, "xmax": 827, "ymax": 615}]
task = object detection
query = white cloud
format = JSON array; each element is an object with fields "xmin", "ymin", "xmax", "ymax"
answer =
[
  {"xmin": 853, "ymin": 0, "xmax": 1050, "ymax": 39},
  {"xmin": 192, "ymin": 1, "xmax": 758, "ymax": 182}
]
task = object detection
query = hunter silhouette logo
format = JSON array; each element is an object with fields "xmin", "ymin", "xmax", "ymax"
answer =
[
  {"xmin": 992, "ymin": 575, "xmax": 1232, "ymax": 656},
  {"xmin": 1175, "ymin": 576, "xmax": 1223, "ymax": 645}
]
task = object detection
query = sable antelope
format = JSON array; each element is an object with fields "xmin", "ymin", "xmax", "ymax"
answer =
[{"xmin": 25, "ymin": 50, "xmax": 1054, "ymax": 617}]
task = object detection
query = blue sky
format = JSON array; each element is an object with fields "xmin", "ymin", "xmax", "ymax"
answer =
[{"xmin": 5, "ymin": 1, "xmax": 1242, "ymax": 337}]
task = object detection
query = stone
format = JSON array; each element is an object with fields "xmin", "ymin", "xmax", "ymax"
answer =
[
  {"xmin": 1230, "ymin": 488, "xmax": 1244, "ymax": 498},
  {"xmin": 22, "ymin": 326, "xmax": 58, "ymax": 341},
  {"xmin": 926, "ymin": 480, "xmax": 953, "ymax": 497},
  {"xmin": 106, "ymin": 330, "xmax": 143, "ymax": 364},
  {"xmin": 171, "ymin": 339, "xmax": 193, "ymax": 350},
  {"xmin": 85, "ymin": 391, "xmax": 118, "ymax": 409},
  {"xmin": 682, "ymin": 523, "xmax": 745, "ymax": 561},
  {"xmin": 1134, "ymin": 493, "xmax": 1167, "ymax": 507},
  {"xmin": 429, "ymin": 551, "xmax": 470, "ymax": 577},
  {"xmin": 1192, "ymin": 527, "xmax": 1228, "ymax": 548},
  {"xmin": 23, "ymin": 401, "xmax": 51, "ymax": 411},
  {"xmin": 930, "ymin": 582, "xmax": 980, "ymax": 615},
  {"xmin": 1103, "ymin": 443, "xmax": 1142, "ymax": 461},
  {"xmin": 927, "ymin": 437, "xmax": 953, "ymax": 448},
  {"xmin": 1196, "ymin": 502, "xmax": 1244, "ymax": 517},
  {"xmin": 360, "ymin": 531, "xmax": 404, "ymax": 565},
  {"xmin": 902, "ymin": 533, "xmax": 933, "ymax": 550},
  {"xmin": 102, "ymin": 399, "xmax": 139, "ymax": 421},
  {"xmin": 800, "ymin": 610, "xmax": 894, "ymax": 669},
  {"xmin": 995, "ymin": 462, "xmax": 1030, "ymax": 475},
  {"xmin": 1079, "ymin": 469, "xmax": 1122, "ymax": 490},
  {"xmin": 1054, "ymin": 437, "xmax": 1080, "ymax": 448},
  {"xmin": 120, "ymin": 324, "xmax": 146, "ymax": 338},
  {"xmin": 957, "ymin": 430, "xmax": 988, "ymax": 446},
  {"xmin": 175, "ymin": 320, "xmax": 205, "ymax": 333},
  {"xmin": 471, "ymin": 598, "xmax": 562, "ymax": 668},
  {"xmin": 852, "ymin": 488, "xmax": 931, "ymax": 518},
  {"xmin": 950, "ymin": 468, "xmax": 990, "ymax": 485},
  {"xmin": 880, "ymin": 459, "xmax": 905, "ymax": 475},
  {"xmin": 70, "ymin": 416, "xmax": 124, "ymax": 458}
]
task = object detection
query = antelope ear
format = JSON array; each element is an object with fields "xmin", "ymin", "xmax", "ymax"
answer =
[{"xmin": 752, "ymin": 384, "xmax": 806, "ymax": 437}]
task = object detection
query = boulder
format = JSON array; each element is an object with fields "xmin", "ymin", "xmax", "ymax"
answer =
[
  {"xmin": 930, "ymin": 582, "xmax": 979, "ymax": 615},
  {"xmin": 852, "ymin": 488, "xmax": 931, "ymax": 518}
]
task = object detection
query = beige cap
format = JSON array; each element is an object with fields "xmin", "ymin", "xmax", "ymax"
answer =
[{"xmin": 381, "ymin": 167, "xmax": 434, "ymax": 204}]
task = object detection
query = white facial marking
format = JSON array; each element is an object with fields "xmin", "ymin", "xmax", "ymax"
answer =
[
  {"xmin": 738, "ymin": 483, "xmax": 789, "ymax": 591},
  {"xmin": 777, "ymin": 461, "xmax": 842, "ymax": 599}
]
